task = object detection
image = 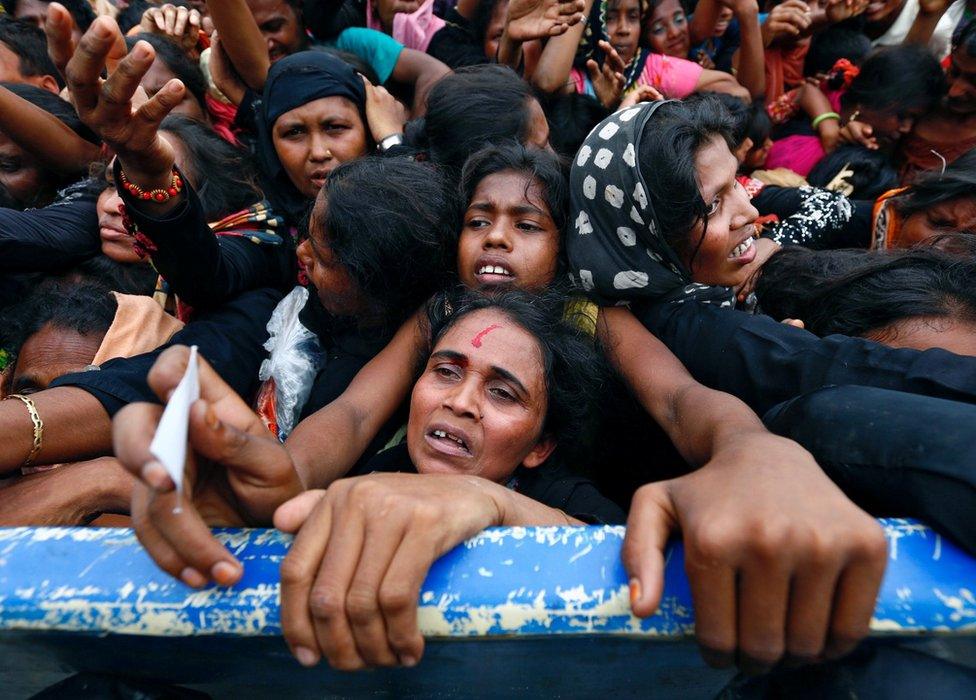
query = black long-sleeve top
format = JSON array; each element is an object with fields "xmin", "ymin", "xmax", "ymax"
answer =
[{"xmin": 116, "ymin": 163, "xmax": 296, "ymax": 311}]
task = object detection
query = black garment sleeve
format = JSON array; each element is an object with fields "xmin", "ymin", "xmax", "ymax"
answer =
[
  {"xmin": 117, "ymin": 162, "xmax": 294, "ymax": 309},
  {"xmin": 0, "ymin": 195, "xmax": 99, "ymax": 272},
  {"xmin": 517, "ymin": 467, "xmax": 626, "ymax": 524},
  {"xmin": 634, "ymin": 300, "xmax": 976, "ymax": 416},
  {"xmin": 427, "ymin": 12, "xmax": 492, "ymax": 69},
  {"xmin": 50, "ymin": 287, "xmax": 283, "ymax": 416},
  {"xmin": 756, "ymin": 186, "xmax": 871, "ymax": 249}
]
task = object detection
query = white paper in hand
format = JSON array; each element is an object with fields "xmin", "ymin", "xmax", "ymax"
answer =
[{"xmin": 148, "ymin": 345, "xmax": 200, "ymax": 496}]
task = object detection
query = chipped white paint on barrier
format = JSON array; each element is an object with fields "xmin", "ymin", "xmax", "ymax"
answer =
[{"xmin": 0, "ymin": 521, "xmax": 974, "ymax": 640}]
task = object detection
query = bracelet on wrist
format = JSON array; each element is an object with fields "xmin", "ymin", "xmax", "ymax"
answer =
[
  {"xmin": 118, "ymin": 165, "xmax": 184, "ymax": 203},
  {"xmin": 378, "ymin": 133, "xmax": 404, "ymax": 153},
  {"xmin": 812, "ymin": 112, "xmax": 840, "ymax": 129},
  {"xmin": 5, "ymin": 393, "xmax": 43, "ymax": 468}
]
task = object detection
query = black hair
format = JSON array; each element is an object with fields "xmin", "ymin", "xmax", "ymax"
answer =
[
  {"xmin": 891, "ymin": 148, "xmax": 976, "ymax": 220},
  {"xmin": 745, "ymin": 99, "xmax": 771, "ymax": 147},
  {"xmin": 807, "ymin": 144, "xmax": 899, "ymax": 200},
  {"xmin": 425, "ymin": 287, "xmax": 606, "ymax": 467},
  {"xmin": 692, "ymin": 92, "xmax": 750, "ymax": 148},
  {"xmin": 536, "ymin": 91, "xmax": 610, "ymax": 160},
  {"xmin": 65, "ymin": 256, "xmax": 160, "ymax": 296},
  {"xmin": 471, "ymin": 0, "xmax": 505, "ymax": 45},
  {"xmin": 0, "ymin": 0, "xmax": 94, "ymax": 30},
  {"xmin": 125, "ymin": 33, "xmax": 208, "ymax": 114},
  {"xmin": 158, "ymin": 115, "xmax": 264, "ymax": 219},
  {"xmin": 842, "ymin": 45, "xmax": 947, "ymax": 115},
  {"xmin": 803, "ymin": 26, "xmax": 871, "ymax": 78},
  {"xmin": 461, "ymin": 142, "xmax": 569, "ymax": 244},
  {"xmin": 3, "ymin": 280, "xmax": 117, "ymax": 368},
  {"xmin": 952, "ymin": 15, "xmax": 976, "ymax": 55},
  {"xmin": 756, "ymin": 244, "xmax": 976, "ymax": 341},
  {"xmin": 0, "ymin": 15, "xmax": 62, "ymax": 87},
  {"xmin": 1, "ymin": 80, "xmax": 97, "ymax": 143},
  {"xmin": 637, "ymin": 95, "xmax": 735, "ymax": 266},
  {"xmin": 321, "ymin": 157, "xmax": 461, "ymax": 328},
  {"xmin": 116, "ymin": 0, "xmax": 156, "ymax": 35},
  {"xmin": 405, "ymin": 65, "xmax": 537, "ymax": 174}
]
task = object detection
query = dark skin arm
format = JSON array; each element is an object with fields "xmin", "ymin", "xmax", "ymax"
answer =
[
  {"xmin": 0, "ymin": 388, "xmax": 112, "ymax": 475},
  {"xmin": 203, "ymin": 0, "xmax": 270, "ymax": 91},
  {"xmin": 599, "ymin": 307, "xmax": 888, "ymax": 674},
  {"xmin": 389, "ymin": 48, "xmax": 451, "ymax": 117},
  {"xmin": 0, "ymin": 457, "xmax": 134, "ymax": 525}
]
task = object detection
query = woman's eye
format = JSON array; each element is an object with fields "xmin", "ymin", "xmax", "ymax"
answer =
[
  {"xmin": 489, "ymin": 385, "xmax": 516, "ymax": 402},
  {"xmin": 0, "ymin": 159, "xmax": 20, "ymax": 173},
  {"xmin": 324, "ymin": 123, "xmax": 349, "ymax": 133},
  {"xmin": 516, "ymin": 221, "xmax": 542, "ymax": 232},
  {"xmin": 466, "ymin": 217, "xmax": 490, "ymax": 228},
  {"xmin": 283, "ymin": 127, "xmax": 304, "ymax": 138},
  {"xmin": 434, "ymin": 365, "xmax": 462, "ymax": 380},
  {"xmin": 707, "ymin": 198, "xmax": 720, "ymax": 215}
]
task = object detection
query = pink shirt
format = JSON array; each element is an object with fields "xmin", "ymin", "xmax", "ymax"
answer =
[{"xmin": 572, "ymin": 53, "xmax": 703, "ymax": 99}]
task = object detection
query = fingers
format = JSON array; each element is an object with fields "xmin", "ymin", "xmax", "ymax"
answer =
[
  {"xmin": 280, "ymin": 491, "xmax": 334, "ymax": 668},
  {"xmin": 824, "ymin": 524, "xmax": 887, "ymax": 660},
  {"xmin": 100, "ymin": 40, "xmax": 156, "ymax": 118},
  {"xmin": 683, "ymin": 528, "xmax": 737, "ymax": 669},
  {"xmin": 66, "ymin": 17, "xmax": 125, "ymax": 114},
  {"xmin": 375, "ymin": 525, "xmax": 434, "ymax": 667},
  {"xmin": 309, "ymin": 502, "xmax": 367, "ymax": 670},
  {"xmin": 113, "ymin": 401, "xmax": 175, "ymax": 491},
  {"xmin": 44, "ymin": 2, "xmax": 75, "ymax": 75},
  {"xmin": 132, "ymin": 77, "xmax": 185, "ymax": 134},
  {"xmin": 131, "ymin": 478, "xmax": 243, "ymax": 587},
  {"xmin": 621, "ymin": 482, "xmax": 676, "ymax": 618},
  {"xmin": 784, "ymin": 558, "xmax": 841, "ymax": 662},
  {"xmin": 274, "ymin": 489, "xmax": 327, "ymax": 533},
  {"xmin": 736, "ymin": 554, "xmax": 791, "ymax": 674}
]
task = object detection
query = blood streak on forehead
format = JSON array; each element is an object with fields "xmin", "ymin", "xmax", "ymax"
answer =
[{"xmin": 470, "ymin": 325, "xmax": 502, "ymax": 348}]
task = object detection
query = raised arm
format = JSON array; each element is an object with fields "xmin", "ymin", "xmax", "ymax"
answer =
[
  {"xmin": 729, "ymin": 0, "xmax": 765, "ymax": 99},
  {"xmin": 204, "ymin": 0, "xmax": 271, "ymax": 91},
  {"xmin": 496, "ymin": 0, "xmax": 586, "ymax": 70},
  {"xmin": 285, "ymin": 312, "xmax": 425, "ymax": 488},
  {"xmin": 531, "ymin": 0, "xmax": 594, "ymax": 93},
  {"xmin": 389, "ymin": 47, "xmax": 451, "ymax": 116},
  {"xmin": 0, "ymin": 86, "xmax": 101, "ymax": 174},
  {"xmin": 692, "ymin": 65, "xmax": 751, "ymax": 99}
]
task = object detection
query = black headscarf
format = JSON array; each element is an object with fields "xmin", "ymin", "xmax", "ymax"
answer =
[
  {"xmin": 255, "ymin": 51, "xmax": 368, "ymax": 223},
  {"xmin": 566, "ymin": 101, "xmax": 736, "ymax": 307}
]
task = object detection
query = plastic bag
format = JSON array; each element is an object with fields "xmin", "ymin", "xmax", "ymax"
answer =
[{"xmin": 256, "ymin": 286, "xmax": 323, "ymax": 441}]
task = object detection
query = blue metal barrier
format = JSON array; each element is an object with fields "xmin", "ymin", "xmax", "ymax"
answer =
[{"xmin": 0, "ymin": 519, "xmax": 973, "ymax": 697}]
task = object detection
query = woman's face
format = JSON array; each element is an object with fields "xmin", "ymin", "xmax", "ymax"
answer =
[
  {"xmin": 98, "ymin": 133, "xmax": 191, "ymax": 264},
  {"xmin": 606, "ymin": 0, "xmax": 642, "ymax": 66},
  {"xmin": 647, "ymin": 0, "xmax": 689, "ymax": 58},
  {"xmin": 849, "ymin": 103, "xmax": 924, "ymax": 150},
  {"xmin": 863, "ymin": 0, "xmax": 906, "ymax": 25},
  {"xmin": 0, "ymin": 130, "xmax": 52, "ymax": 210},
  {"xmin": 272, "ymin": 96, "xmax": 369, "ymax": 199},
  {"xmin": 898, "ymin": 197, "xmax": 976, "ymax": 248},
  {"xmin": 295, "ymin": 189, "xmax": 369, "ymax": 317},
  {"xmin": 713, "ymin": 6, "xmax": 733, "ymax": 37},
  {"xmin": 246, "ymin": 0, "xmax": 306, "ymax": 62},
  {"xmin": 141, "ymin": 56, "xmax": 207, "ymax": 122},
  {"xmin": 457, "ymin": 171, "xmax": 561, "ymax": 291},
  {"xmin": 483, "ymin": 0, "xmax": 510, "ymax": 60},
  {"xmin": 685, "ymin": 135, "xmax": 760, "ymax": 287},
  {"xmin": 407, "ymin": 308, "xmax": 555, "ymax": 483}
]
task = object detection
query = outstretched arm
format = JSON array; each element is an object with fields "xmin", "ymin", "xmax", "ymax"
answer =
[
  {"xmin": 530, "ymin": 0, "xmax": 594, "ymax": 94},
  {"xmin": 204, "ymin": 0, "xmax": 271, "ymax": 91}
]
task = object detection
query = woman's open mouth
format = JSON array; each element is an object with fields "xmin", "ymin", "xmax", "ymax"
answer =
[
  {"xmin": 728, "ymin": 234, "xmax": 757, "ymax": 264},
  {"xmin": 425, "ymin": 427, "xmax": 472, "ymax": 457}
]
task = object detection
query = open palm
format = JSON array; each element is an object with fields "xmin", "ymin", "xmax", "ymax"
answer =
[{"xmin": 506, "ymin": 0, "xmax": 586, "ymax": 41}]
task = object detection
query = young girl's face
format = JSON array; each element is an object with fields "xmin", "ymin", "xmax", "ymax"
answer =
[
  {"xmin": 606, "ymin": 0, "xmax": 643, "ymax": 65},
  {"xmin": 683, "ymin": 136, "xmax": 760, "ymax": 287},
  {"xmin": 407, "ymin": 308, "xmax": 554, "ymax": 484},
  {"xmin": 272, "ymin": 96, "xmax": 369, "ymax": 199},
  {"xmin": 646, "ymin": 0, "xmax": 689, "ymax": 58},
  {"xmin": 457, "ymin": 170, "xmax": 561, "ymax": 291}
]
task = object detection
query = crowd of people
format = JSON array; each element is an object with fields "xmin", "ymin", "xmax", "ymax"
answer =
[{"xmin": 1, "ymin": 0, "xmax": 975, "ymax": 692}]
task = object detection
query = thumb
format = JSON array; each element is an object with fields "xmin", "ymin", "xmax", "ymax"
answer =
[
  {"xmin": 586, "ymin": 58, "xmax": 600, "ymax": 81},
  {"xmin": 273, "ymin": 489, "xmax": 327, "ymax": 533},
  {"xmin": 621, "ymin": 481, "xmax": 677, "ymax": 617}
]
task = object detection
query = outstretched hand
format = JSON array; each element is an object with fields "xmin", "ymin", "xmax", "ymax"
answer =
[
  {"xmin": 587, "ymin": 40, "xmax": 627, "ymax": 109},
  {"xmin": 139, "ymin": 3, "xmax": 204, "ymax": 58},
  {"xmin": 505, "ymin": 0, "xmax": 587, "ymax": 41},
  {"xmin": 622, "ymin": 432, "xmax": 886, "ymax": 674},
  {"xmin": 275, "ymin": 473, "xmax": 506, "ymax": 670},
  {"xmin": 113, "ymin": 345, "xmax": 304, "ymax": 589},
  {"xmin": 66, "ymin": 17, "xmax": 183, "ymax": 186}
]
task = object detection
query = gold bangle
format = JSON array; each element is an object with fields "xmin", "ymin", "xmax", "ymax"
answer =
[{"xmin": 5, "ymin": 393, "xmax": 43, "ymax": 468}]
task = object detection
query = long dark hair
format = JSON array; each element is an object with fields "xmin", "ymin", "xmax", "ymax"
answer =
[
  {"xmin": 755, "ymin": 242, "xmax": 976, "ymax": 339},
  {"xmin": 321, "ymin": 157, "xmax": 460, "ymax": 329},
  {"xmin": 637, "ymin": 96, "xmax": 735, "ymax": 267},
  {"xmin": 405, "ymin": 65, "xmax": 537, "ymax": 174},
  {"xmin": 890, "ymin": 148, "xmax": 976, "ymax": 220},
  {"xmin": 841, "ymin": 45, "xmax": 946, "ymax": 115},
  {"xmin": 425, "ymin": 287, "xmax": 606, "ymax": 466}
]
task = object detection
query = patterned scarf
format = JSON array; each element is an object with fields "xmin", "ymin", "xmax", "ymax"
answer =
[{"xmin": 567, "ymin": 101, "xmax": 736, "ymax": 307}]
